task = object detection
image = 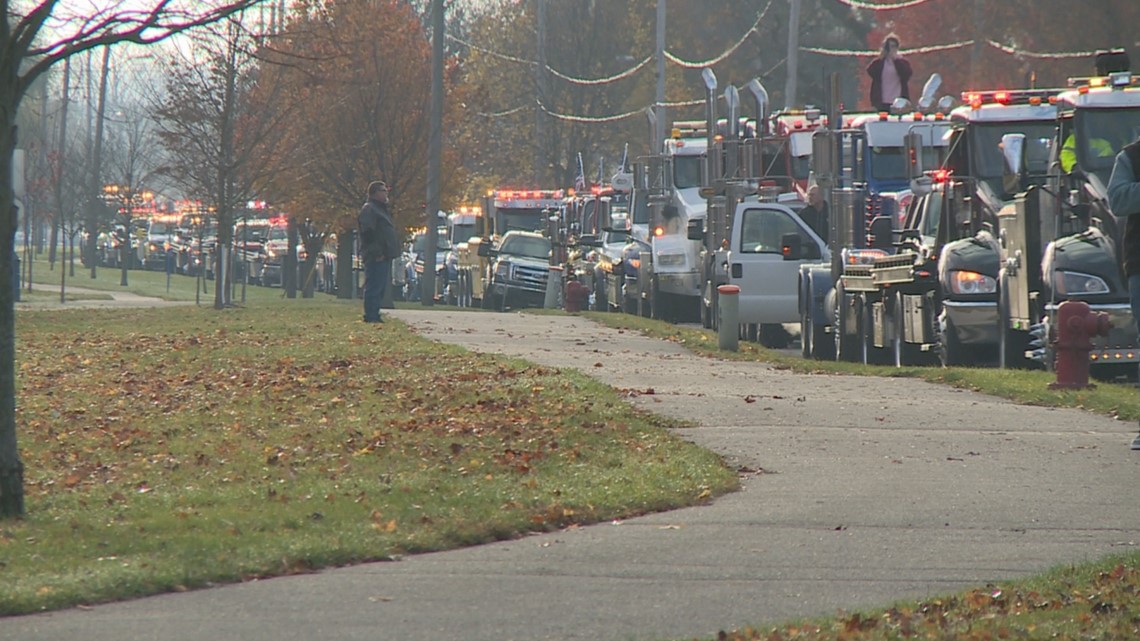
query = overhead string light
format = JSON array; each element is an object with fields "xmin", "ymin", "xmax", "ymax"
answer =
[
  {"xmin": 801, "ymin": 40, "xmax": 974, "ymax": 57},
  {"xmin": 984, "ymin": 39, "xmax": 1097, "ymax": 59},
  {"xmin": 834, "ymin": 0, "xmax": 941, "ymax": 9},
  {"xmin": 546, "ymin": 55, "xmax": 653, "ymax": 86},
  {"xmin": 801, "ymin": 39, "xmax": 1102, "ymax": 60},
  {"xmin": 448, "ymin": 0, "xmax": 772, "ymax": 86},
  {"xmin": 665, "ymin": 0, "xmax": 773, "ymax": 69}
]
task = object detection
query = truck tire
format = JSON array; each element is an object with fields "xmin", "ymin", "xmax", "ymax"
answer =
[
  {"xmin": 594, "ymin": 276, "xmax": 607, "ymax": 312},
  {"xmin": 759, "ymin": 324, "xmax": 788, "ymax": 348}
]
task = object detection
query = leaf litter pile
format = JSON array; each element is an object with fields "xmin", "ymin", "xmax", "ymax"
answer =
[{"xmin": 4, "ymin": 304, "xmax": 736, "ymax": 614}]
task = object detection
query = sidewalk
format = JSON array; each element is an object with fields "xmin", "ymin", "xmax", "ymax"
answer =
[
  {"xmin": 16, "ymin": 284, "xmax": 194, "ymax": 310},
  {"xmin": 7, "ymin": 309, "xmax": 1138, "ymax": 641}
]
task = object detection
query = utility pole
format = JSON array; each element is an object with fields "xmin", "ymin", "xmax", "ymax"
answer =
[
  {"xmin": 534, "ymin": 0, "xmax": 547, "ymax": 185},
  {"xmin": 57, "ymin": 58, "xmax": 71, "ymax": 302},
  {"xmin": 969, "ymin": 0, "xmax": 983, "ymax": 86},
  {"xmin": 784, "ymin": 0, "xmax": 801, "ymax": 109},
  {"xmin": 655, "ymin": 0, "xmax": 666, "ymax": 152},
  {"xmin": 424, "ymin": 0, "xmax": 444, "ymax": 305}
]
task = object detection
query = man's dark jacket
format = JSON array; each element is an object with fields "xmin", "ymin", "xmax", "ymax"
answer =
[{"xmin": 358, "ymin": 199, "xmax": 400, "ymax": 263}]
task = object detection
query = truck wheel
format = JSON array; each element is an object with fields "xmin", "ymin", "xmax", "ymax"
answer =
[
  {"xmin": 649, "ymin": 276, "xmax": 663, "ymax": 320},
  {"xmin": 759, "ymin": 324, "xmax": 788, "ymax": 348},
  {"xmin": 936, "ymin": 314, "xmax": 971, "ymax": 367}
]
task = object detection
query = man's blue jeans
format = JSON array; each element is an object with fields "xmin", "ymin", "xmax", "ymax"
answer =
[
  {"xmin": 1130, "ymin": 274, "xmax": 1140, "ymax": 379},
  {"xmin": 363, "ymin": 259, "xmax": 391, "ymax": 322}
]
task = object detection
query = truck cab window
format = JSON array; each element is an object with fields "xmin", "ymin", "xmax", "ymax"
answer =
[{"xmin": 739, "ymin": 209, "xmax": 802, "ymax": 254}]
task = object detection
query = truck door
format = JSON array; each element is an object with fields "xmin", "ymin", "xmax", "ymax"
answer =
[{"xmin": 731, "ymin": 204, "xmax": 822, "ymax": 324}]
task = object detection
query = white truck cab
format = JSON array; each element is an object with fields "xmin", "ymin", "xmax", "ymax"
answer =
[{"xmin": 728, "ymin": 197, "xmax": 830, "ymax": 327}]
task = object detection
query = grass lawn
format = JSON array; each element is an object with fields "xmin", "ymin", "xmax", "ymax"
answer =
[{"xmin": 4, "ymin": 296, "xmax": 738, "ymax": 615}]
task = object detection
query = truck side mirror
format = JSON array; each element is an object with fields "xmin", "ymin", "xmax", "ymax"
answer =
[
  {"xmin": 780, "ymin": 233, "xmax": 802, "ymax": 261},
  {"xmin": 904, "ymin": 132, "xmax": 924, "ymax": 179},
  {"xmin": 575, "ymin": 234, "xmax": 599, "ymax": 247},
  {"xmin": 1001, "ymin": 132, "xmax": 1027, "ymax": 194},
  {"xmin": 868, "ymin": 216, "xmax": 894, "ymax": 251},
  {"xmin": 476, "ymin": 239, "xmax": 492, "ymax": 257},
  {"xmin": 687, "ymin": 218, "xmax": 705, "ymax": 241}
]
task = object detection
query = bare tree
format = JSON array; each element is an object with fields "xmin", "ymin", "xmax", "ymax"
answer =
[
  {"xmin": 152, "ymin": 13, "xmax": 293, "ymax": 308},
  {"xmin": 1, "ymin": 0, "xmax": 265, "ymax": 518}
]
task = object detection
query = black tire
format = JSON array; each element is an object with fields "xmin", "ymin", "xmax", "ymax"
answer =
[
  {"xmin": 594, "ymin": 276, "xmax": 607, "ymax": 312},
  {"xmin": 759, "ymin": 324, "xmax": 788, "ymax": 348},
  {"xmin": 623, "ymin": 288, "xmax": 638, "ymax": 315}
]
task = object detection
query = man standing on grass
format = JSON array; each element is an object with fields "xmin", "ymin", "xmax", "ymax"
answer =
[
  {"xmin": 358, "ymin": 180, "xmax": 399, "ymax": 323},
  {"xmin": 1107, "ymin": 134, "xmax": 1140, "ymax": 450}
]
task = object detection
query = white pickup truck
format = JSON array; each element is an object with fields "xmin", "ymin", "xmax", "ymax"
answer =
[{"xmin": 719, "ymin": 197, "xmax": 830, "ymax": 347}]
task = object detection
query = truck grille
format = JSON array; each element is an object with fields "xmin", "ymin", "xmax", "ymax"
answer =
[{"xmin": 511, "ymin": 264, "xmax": 548, "ymax": 290}]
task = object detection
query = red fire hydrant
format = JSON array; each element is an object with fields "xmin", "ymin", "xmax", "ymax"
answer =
[
  {"xmin": 564, "ymin": 277, "xmax": 589, "ymax": 313},
  {"xmin": 1050, "ymin": 300, "xmax": 1111, "ymax": 389}
]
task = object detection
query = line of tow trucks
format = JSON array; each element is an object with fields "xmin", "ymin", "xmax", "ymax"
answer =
[{"xmin": 431, "ymin": 49, "xmax": 1140, "ymax": 378}]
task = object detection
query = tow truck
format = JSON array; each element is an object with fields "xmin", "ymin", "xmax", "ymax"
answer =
[
  {"xmin": 799, "ymin": 75, "xmax": 954, "ymax": 361},
  {"xmin": 998, "ymin": 55, "xmax": 1140, "ymax": 376},
  {"xmin": 769, "ymin": 108, "xmax": 829, "ymax": 198},
  {"xmin": 454, "ymin": 189, "xmax": 563, "ymax": 308},
  {"xmin": 629, "ymin": 120, "xmax": 707, "ymax": 322},
  {"xmin": 856, "ymin": 88, "xmax": 1059, "ymax": 366},
  {"xmin": 674, "ymin": 74, "xmax": 826, "ymax": 346},
  {"xmin": 443, "ymin": 206, "xmax": 482, "ymax": 305}
]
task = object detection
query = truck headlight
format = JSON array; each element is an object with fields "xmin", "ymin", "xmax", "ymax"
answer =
[
  {"xmin": 1054, "ymin": 270, "xmax": 1109, "ymax": 296},
  {"xmin": 494, "ymin": 261, "xmax": 510, "ymax": 279},
  {"xmin": 948, "ymin": 270, "xmax": 996, "ymax": 295}
]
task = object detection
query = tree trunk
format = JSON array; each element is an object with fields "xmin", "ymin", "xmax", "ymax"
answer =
[
  {"xmin": 1, "ymin": 128, "xmax": 26, "ymax": 517},
  {"xmin": 336, "ymin": 228, "xmax": 355, "ymax": 300},
  {"xmin": 284, "ymin": 217, "xmax": 297, "ymax": 298}
]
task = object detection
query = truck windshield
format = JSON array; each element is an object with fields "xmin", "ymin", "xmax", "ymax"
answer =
[
  {"xmin": 870, "ymin": 147, "xmax": 941, "ymax": 181},
  {"xmin": 495, "ymin": 208, "xmax": 548, "ymax": 233},
  {"xmin": 969, "ymin": 122, "xmax": 1055, "ymax": 179},
  {"xmin": 630, "ymin": 193, "xmax": 649, "ymax": 225},
  {"xmin": 450, "ymin": 222, "xmax": 477, "ymax": 244},
  {"xmin": 673, "ymin": 155, "xmax": 702, "ymax": 189},
  {"xmin": 1077, "ymin": 107, "xmax": 1140, "ymax": 177},
  {"xmin": 499, "ymin": 235, "xmax": 551, "ymax": 259}
]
